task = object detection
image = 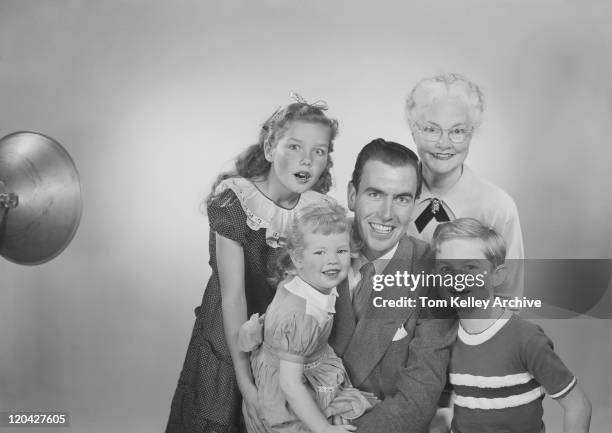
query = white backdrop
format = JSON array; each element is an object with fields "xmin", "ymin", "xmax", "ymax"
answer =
[{"xmin": 1, "ymin": 1, "xmax": 611, "ymax": 432}]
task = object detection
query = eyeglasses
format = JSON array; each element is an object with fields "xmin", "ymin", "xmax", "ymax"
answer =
[{"xmin": 415, "ymin": 123, "xmax": 473, "ymax": 144}]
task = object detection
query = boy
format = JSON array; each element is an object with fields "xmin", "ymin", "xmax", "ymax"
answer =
[{"xmin": 431, "ymin": 218, "xmax": 591, "ymax": 433}]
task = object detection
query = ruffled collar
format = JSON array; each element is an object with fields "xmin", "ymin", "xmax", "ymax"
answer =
[{"xmin": 214, "ymin": 177, "xmax": 333, "ymax": 248}]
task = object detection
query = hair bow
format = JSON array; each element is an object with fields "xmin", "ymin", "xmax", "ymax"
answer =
[{"xmin": 290, "ymin": 91, "xmax": 329, "ymax": 111}]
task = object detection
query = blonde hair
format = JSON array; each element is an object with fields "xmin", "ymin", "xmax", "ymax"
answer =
[
  {"xmin": 271, "ymin": 202, "xmax": 351, "ymax": 284},
  {"xmin": 432, "ymin": 217, "xmax": 506, "ymax": 268}
]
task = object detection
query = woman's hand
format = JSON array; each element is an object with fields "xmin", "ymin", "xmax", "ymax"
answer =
[{"xmin": 241, "ymin": 383, "xmax": 267, "ymax": 433}]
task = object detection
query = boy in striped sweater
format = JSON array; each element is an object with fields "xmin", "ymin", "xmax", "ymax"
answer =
[{"xmin": 430, "ymin": 218, "xmax": 591, "ymax": 433}]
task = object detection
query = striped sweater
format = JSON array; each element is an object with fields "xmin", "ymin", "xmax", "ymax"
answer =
[{"xmin": 449, "ymin": 310, "xmax": 576, "ymax": 433}]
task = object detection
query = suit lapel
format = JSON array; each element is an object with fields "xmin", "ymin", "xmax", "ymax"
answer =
[{"xmin": 343, "ymin": 237, "xmax": 419, "ymax": 386}]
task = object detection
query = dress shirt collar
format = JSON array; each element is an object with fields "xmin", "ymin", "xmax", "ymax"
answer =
[{"xmin": 353, "ymin": 241, "xmax": 399, "ymax": 275}]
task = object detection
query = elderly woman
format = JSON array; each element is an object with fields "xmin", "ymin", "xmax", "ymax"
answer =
[{"xmin": 405, "ymin": 73, "xmax": 524, "ymax": 297}]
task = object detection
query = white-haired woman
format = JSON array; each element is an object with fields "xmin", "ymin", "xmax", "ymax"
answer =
[{"xmin": 405, "ymin": 73, "xmax": 524, "ymax": 298}]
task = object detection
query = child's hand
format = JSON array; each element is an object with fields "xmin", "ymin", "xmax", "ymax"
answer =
[
  {"xmin": 427, "ymin": 408, "xmax": 452, "ymax": 433},
  {"xmin": 331, "ymin": 415, "xmax": 347, "ymax": 425},
  {"xmin": 242, "ymin": 384, "xmax": 266, "ymax": 433},
  {"xmin": 237, "ymin": 313, "xmax": 264, "ymax": 352},
  {"xmin": 323, "ymin": 424, "xmax": 357, "ymax": 433}
]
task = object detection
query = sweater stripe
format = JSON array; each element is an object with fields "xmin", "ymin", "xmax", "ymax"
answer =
[
  {"xmin": 453, "ymin": 379, "xmax": 541, "ymax": 399},
  {"xmin": 453, "ymin": 386, "xmax": 544, "ymax": 410},
  {"xmin": 449, "ymin": 371, "xmax": 532, "ymax": 388}
]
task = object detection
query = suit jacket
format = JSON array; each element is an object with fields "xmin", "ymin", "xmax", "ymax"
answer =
[{"xmin": 329, "ymin": 235, "xmax": 457, "ymax": 433}]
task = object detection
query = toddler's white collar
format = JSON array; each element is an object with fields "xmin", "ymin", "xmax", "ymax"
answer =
[{"xmin": 284, "ymin": 276, "xmax": 338, "ymax": 325}]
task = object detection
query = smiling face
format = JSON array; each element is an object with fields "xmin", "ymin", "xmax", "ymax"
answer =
[
  {"xmin": 292, "ymin": 229, "xmax": 351, "ymax": 294},
  {"xmin": 435, "ymin": 238, "xmax": 499, "ymax": 309},
  {"xmin": 413, "ymin": 97, "xmax": 473, "ymax": 178},
  {"xmin": 265, "ymin": 120, "xmax": 331, "ymax": 200},
  {"xmin": 348, "ymin": 160, "xmax": 418, "ymax": 260}
]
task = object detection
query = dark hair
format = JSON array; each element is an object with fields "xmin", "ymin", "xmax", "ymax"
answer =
[
  {"xmin": 350, "ymin": 138, "xmax": 422, "ymax": 197},
  {"xmin": 207, "ymin": 102, "xmax": 339, "ymax": 206}
]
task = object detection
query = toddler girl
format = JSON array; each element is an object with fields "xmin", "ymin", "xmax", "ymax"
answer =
[{"xmin": 239, "ymin": 202, "xmax": 376, "ymax": 433}]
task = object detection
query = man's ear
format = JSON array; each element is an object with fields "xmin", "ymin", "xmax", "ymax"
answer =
[
  {"xmin": 491, "ymin": 264, "xmax": 508, "ymax": 288},
  {"xmin": 347, "ymin": 181, "xmax": 357, "ymax": 211}
]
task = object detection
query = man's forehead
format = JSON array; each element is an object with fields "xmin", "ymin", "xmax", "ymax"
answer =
[{"xmin": 360, "ymin": 159, "xmax": 417, "ymax": 189}]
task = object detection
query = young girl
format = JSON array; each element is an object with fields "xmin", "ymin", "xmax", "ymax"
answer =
[
  {"xmin": 238, "ymin": 202, "xmax": 375, "ymax": 433},
  {"xmin": 166, "ymin": 97, "xmax": 339, "ymax": 433}
]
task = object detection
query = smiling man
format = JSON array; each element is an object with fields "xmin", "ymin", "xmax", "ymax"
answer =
[{"xmin": 329, "ymin": 138, "xmax": 457, "ymax": 433}]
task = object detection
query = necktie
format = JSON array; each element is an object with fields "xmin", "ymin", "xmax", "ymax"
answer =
[
  {"xmin": 353, "ymin": 262, "xmax": 376, "ymax": 322},
  {"xmin": 414, "ymin": 198, "xmax": 450, "ymax": 233}
]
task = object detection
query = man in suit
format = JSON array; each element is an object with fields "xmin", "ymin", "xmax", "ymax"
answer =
[{"xmin": 329, "ymin": 138, "xmax": 456, "ymax": 433}]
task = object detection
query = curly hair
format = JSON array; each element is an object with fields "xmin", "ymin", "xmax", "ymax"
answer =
[
  {"xmin": 405, "ymin": 73, "xmax": 486, "ymax": 129},
  {"xmin": 270, "ymin": 202, "xmax": 351, "ymax": 286},
  {"xmin": 207, "ymin": 101, "xmax": 339, "ymax": 206}
]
